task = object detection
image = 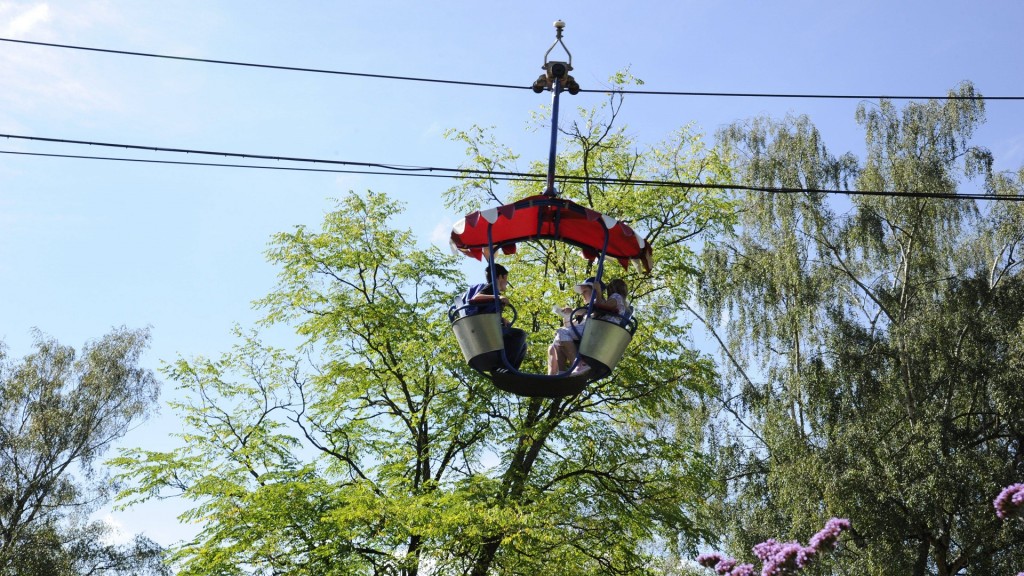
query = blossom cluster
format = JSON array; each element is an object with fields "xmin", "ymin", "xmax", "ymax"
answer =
[
  {"xmin": 695, "ymin": 552, "xmax": 755, "ymax": 576},
  {"xmin": 697, "ymin": 518, "xmax": 851, "ymax": 576},
  {"xmin": 993, "ymin": 483, "xmax": 1024, "ymax": 520},
  {"xmin": 993, "ymin": 484, "xmax": 1024, "ymax": 576}
]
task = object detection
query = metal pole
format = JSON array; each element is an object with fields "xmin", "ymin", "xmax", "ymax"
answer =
[{"xmin": 544, "ymin": 76, "xmax": 563, "ymax": 197}]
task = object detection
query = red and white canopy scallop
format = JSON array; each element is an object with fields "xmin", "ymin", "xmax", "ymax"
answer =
[{"xmin": 450, "ymin": 195, "xmax": 652, "ymax": 272}]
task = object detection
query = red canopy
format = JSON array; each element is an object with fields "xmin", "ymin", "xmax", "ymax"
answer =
[{"xmin": 450, "ymin": 195, "xmax": 653, "ymax": 272}]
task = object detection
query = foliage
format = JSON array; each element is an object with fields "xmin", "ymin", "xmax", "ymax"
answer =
[
  {"xmin": 113, "ymin": 81, "xmax": 737, "ymax": 575},
  {"xmin": 0, "ymin": 328, "xmax": 167, "ymax": 575},
  {"xmin": 699, "ymin": 82, "xmax": 1024, "ymax": 575}
]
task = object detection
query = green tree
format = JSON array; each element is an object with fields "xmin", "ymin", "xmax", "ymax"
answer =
[
  {"xmin": 114, "ymin": 88, "xmax": 737, "ymax": 575},
  {"xmin": 0, "ymin": 328, "xmax": 167, "ymax": 576},
  {"xmin": 699, "ymin": 82, "xmax": 1024, "ymax": 574}
]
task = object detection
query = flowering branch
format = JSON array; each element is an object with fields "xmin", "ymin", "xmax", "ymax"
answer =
[
  {"xmin": 994, "ymin": 483, "xmax": 1024, "ymax": 520},
  {"xmin": 993, "ymin": 483, "xmax": 1024, "ymax": 576},
  {"xmin": 698, "ymin": 485, "xmax": 1022, "ymax": 576},
  {"xmin": 697, "ymin": 518, "xmax": 851, "ymax": 576}
]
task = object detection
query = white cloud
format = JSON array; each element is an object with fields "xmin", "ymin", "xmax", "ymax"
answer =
[
  {"xmin": 0, "ymin": 1, "xmax": 123, "ymax": 117},
  {"xmin": 430, "ymin": 217, "xmax": 453, "ymax": 248},
  {"xmin": 99, "ymin": 512, "xmax": 131, "ymax": 545},
  {"xmin": 421, "ymin": 120, "xmax": 443, "ymax": 139},
  {"xmin": 334, "ymin": 173, "xmax": 364, "ymax": 191},
  {"xmin": 0, "ymin": 2, "xmax": 50, "ymax": 37},
  {"xmin": 996, "ymin": 135, "xmax": 1024, "ymax": 171}
]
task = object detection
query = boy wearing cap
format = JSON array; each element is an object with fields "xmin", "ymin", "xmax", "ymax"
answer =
[{"xmin": 461, "ymin": 264, "xmax": 527, "ymax": 369}]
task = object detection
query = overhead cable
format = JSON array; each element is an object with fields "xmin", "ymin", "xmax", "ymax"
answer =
[
  {"xmin": 2, "ymin": 138, "xmax": 1019, "ymax": 202},
  {"xmin": 578, "ymin": 88, "xmax": 1023, "ymax": 100},
  {"xmin": 0, "ymin": 133, "xmax": 458, "ymax": 173},
  {"xmin": 0, "ymin": 150, "xmax": 470, "ymax": 179},
  {"xmin": 2, "ymin": 37, "xmax": 1022, "ymax": 101},
  {"xmin": 0, "ymin": 37, "xmax": 528, "ymax": 91}
]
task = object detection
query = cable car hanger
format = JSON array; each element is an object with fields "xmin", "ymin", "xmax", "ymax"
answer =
[
  {"xmin": 532, "ymin": 19, "xmax": 580, "ymax": 197},
  {"xmin": 449, "ymin": 21, "xmax": 649, "ymax": 398}
]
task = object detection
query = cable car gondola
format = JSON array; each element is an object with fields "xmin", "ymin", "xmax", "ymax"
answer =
[
  {"xmin": 448, "ymin": 194, "xmax": 652, "ymax": 397},
  {"xmin": 447, "ymin": 20, "xmax": 652, "ymax": 398}
]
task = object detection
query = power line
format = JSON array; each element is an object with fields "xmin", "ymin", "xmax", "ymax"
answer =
[
  {"xmin": 579, "ymin": 88, "xmax": 1023, "ymax": 101},
  {"xmin": 3, "ymin": 136, "xmax": 1019, "ymax": 202},
  {"xmin": 0, "ymin": 37, "xmax": 530, "ymax": 91},
  {"xmin": 3, "ymin": 36, "xmax": 1022, "ymax": 102},
  {"xmin": 0, "ymin": 150, "xmax": 476, "ymax": 179},
  {"xmin": 0, "ymin": 133, "xmax": 459, "ymax": 173}
]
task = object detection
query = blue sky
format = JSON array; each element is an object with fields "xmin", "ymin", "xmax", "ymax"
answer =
[{"xmin": 2, "ymin": 0, "xmax": 1023, "ymax": 549}]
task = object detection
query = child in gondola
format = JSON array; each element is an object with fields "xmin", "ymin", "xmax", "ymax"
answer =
[{"xmin": 546, "ymin": 278, "xmax": 629, "ymax": 375}]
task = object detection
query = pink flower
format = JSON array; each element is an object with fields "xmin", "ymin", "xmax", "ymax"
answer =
[
  {"xmin": 697, "ymin": 553, "xmax": 729, "ymax": 570},
  {"xmin": 994, "ymin": 484, "xmax": 1024, "ymax": 520},
  {"xmin": 696, "ymin": 553, "xmax": 754, "ymax": 576},
  {"xmin": 716, "ymin": 558, "xmax": 738, "ymax": 573},
  {"xmin": 807, "ymin": 518, "xmax": 851, "ymax": 551},
  {"xmin": 729, "ymin": 564, "xmax": 756, "ymax": 576},
  {"xmin": 752, "ymin": 539, "xmax": 783, "ymax": 562},
  {"xmin": 696, "ymin": 518, "xmax": 851, "ymax": 576},
  {"xmin": 794, "ymin": 545, "xmax": 816, "ymax": 567},
  {"xmin": 760, "ymin": 542, "xmax": 804, "ymax": 575}
]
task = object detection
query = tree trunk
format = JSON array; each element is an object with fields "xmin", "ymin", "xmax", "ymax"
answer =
[
  {"xmin": 469, "ymin": 538, "xmax": 501, "ymax": 576},
  {"xmin": 466, "ymin": 398, "xmax": 562, "ymax": 575},
  {"xmin": 912, "ymin": 536, "xmax": 930, "ymax": 576}
]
